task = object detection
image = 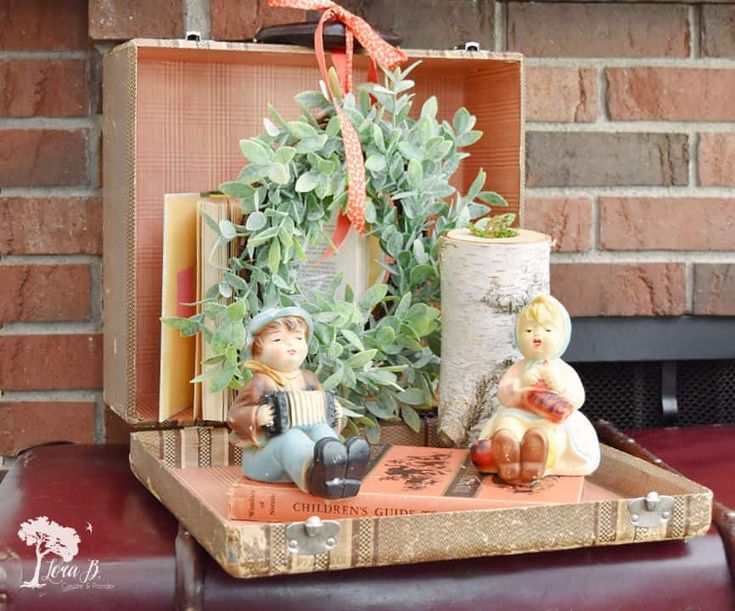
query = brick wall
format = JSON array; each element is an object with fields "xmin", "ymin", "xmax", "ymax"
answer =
[
  {"xmin": 511, "ymin": 3, "xmax": 735, "ymax": 318},
  {"xmin": 1, "ymin": 0, "xmax": 733, "ymax": 459}
]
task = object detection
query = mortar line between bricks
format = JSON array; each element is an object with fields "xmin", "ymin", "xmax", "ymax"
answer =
[
  {"xmin": 690, "ymin": 5, "xmax": 701, "ymax": 60},
  {"xmin": 690, "ymin": 132, "xmax": 701, "ymax": 187},
  {"xmin": 0, "ymin": 254, "xmax": 101, "ymax": 264},
  {"xmin": 94, "ymin": 397, "xmax": 106, "ymax": 444},
  {"xmin": 0, "ymin": 118, "xmax": 98, "ymax": 129},
  {"xmin": 0, "ymin": 322, "xmax": 101, "ymax": 335},
  {"xmin": 0, "ymin": 390, "xmax": 102, "ymax": 402},
  {"xmin": 526, "ymin": 122, "xmax": 735, "ymax": 134},
  {"xmin": 494, "ymin": 1, "xmax": 506, "ymax": 53},
  {"xmin": 0, "ymin": 51, "xmax": 91, "ymax": 60},
  {"xmin": 524, "ymin": 58, "xmax": 735, "ymax": 69},
  {"xmin": 87, "ymin": 117, "xmax": 103, "ymax": 191},
  {"xmin": 551, "ymin": 252, "xmax": 735, "ymax": 264},
  {"xmin": 597, "ymin": 68, "xmax": 608, "ymax": 123},
  {"xmin": 685, "ymin": 261, "xmax": 694, "ymax": 314},
  {"xmin": 526, "ymin": 187, "xmax": 735, "ymax": 197},
  {"xmin": 591, "ymin": 195, "xmax": 600, "ymax": 251},
  {"xmin": 89, "ymin": 258, "xmax": 103, "ymax": 327},
  {"xmin": 0, "ymin": 188, "xmax": 100, "ymax": 197}
]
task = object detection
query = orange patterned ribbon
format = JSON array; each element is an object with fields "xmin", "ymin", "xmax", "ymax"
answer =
[{"xmin": 268, "ymin": 0, "xmax": 406, "ymax": 248}]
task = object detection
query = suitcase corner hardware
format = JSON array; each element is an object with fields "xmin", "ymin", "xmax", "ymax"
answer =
[
  {"xmin": 628, "ymin": 491, "xmax": 674, "ymax": 528},
  {"xmin": 285, "ymin": 516, "xmax": 341, "ymax": 555}
]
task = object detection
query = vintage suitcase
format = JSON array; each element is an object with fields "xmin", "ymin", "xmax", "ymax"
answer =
[
  {"xmin": 128, "ymin": 425, "xmax": 712, "ymax": 579},
  {"xmin": 101, "ymin": 38, "xmax": 714, "ymax": 580},
  {"xmin": 102, "ymin": 38, "xmax": 524, "ymax": 425},
  {"xmin": 0, "ymin": 428, "xmax": 732, "ymax": 610}
]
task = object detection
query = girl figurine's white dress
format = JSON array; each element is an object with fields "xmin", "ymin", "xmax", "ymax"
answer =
[{"xmin": 476, "ymin": 295, "xmax": 600, "ymax": 482}]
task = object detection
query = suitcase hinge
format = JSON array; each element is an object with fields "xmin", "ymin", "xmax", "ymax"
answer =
[
  {"xmin": 628, "ymin": 491, "xmax": 674, "ymax": 528},
  {"xmin": 285, "ymin": 516, "xmax": 340, "ymax": 555}
]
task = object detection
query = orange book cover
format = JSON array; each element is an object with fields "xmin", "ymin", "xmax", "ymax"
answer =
[{"xmin": 228, "ymin": 445, "xmax": 585, "ymax": 522}]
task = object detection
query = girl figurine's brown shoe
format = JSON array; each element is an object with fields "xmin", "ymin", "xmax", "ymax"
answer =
[
  {"xmin": 520, "ymin": 429, "xmax": 549, "ymax": 483},
  {"xmin": 491, "ymin": 429, "xmax": 521, "ymax": 484}
]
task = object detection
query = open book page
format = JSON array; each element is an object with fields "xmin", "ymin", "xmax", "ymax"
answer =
[
  {"xmin": 291, "ymin": 215, "xmax": 384, "ymax": 301},
  {"xmin": 159, "ymin": 194, "xmax": 198, "ymax": 422},
  {"xmin": 198, "ymin": 196, "xmax": 234, "ymax": 422}
]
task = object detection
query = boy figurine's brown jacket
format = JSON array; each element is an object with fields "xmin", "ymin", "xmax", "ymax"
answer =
[{"xmin": 227, "ymin": 370, "xmax": 321, "ymax": 447}]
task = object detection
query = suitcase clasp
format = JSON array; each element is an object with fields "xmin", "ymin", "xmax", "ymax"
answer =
[
  {"xmin": 285, "ymin": 516, "xmax": 341, "ymax": 555},
  {"xmin": 628, "ymin": 491, "xmax": 674, "ymax": 528}
]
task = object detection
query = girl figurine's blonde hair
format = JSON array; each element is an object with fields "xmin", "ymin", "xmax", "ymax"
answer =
[
  {"xmin": 515, "ymin": 295, "xmax": 572, "ymax": 361},
  {"xmin": 517, "ymin": 295, "xmax": 565, "ymax": 329}
]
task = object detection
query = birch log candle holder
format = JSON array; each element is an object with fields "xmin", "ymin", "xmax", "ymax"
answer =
[{"xmin": 438, "ymin": 228, "xmax": 552, "ymax": 446}]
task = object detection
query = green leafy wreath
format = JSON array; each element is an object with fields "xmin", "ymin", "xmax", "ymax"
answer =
[{"xmin": 165, "ymin": 63, "xmax": 510, "ymax": 441}]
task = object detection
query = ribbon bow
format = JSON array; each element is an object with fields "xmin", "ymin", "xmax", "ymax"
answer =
[{"xmin": 268, "ymin": 0, "xmax": 406, "ymax": 253}]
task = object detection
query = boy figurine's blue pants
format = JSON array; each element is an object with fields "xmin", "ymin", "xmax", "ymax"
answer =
[{"xmin": 242, "ymin": 423, "xmax": 338, "ymax": 491}]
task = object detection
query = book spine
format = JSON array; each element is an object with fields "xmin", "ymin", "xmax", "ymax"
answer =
[{"xmin": 229, "ymin": 485, "xmax": 500, "ymax": 522}]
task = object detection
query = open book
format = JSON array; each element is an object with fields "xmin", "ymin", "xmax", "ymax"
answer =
[
  {"xmin": 160, "ymin": 193, "xmax": 238, "ymax": 422},
  {"xmin": 160, "ymin": 195, "xmax": 377, "ymax": 423}
]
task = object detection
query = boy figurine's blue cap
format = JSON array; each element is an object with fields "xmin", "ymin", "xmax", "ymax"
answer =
[{"xmin": 244, "ymin": 306, "xmax": 312, "ymax": 360}]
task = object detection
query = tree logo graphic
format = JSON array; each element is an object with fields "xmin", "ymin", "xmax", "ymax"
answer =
[{"xmin": 17, "ymin": 516, "xmax": 81, "ymax": 589}]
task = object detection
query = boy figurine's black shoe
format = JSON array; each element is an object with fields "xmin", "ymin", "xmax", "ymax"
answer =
[
  {"xmin": 342, "ymin": 436, "xmax": 370, "ymax": 498},
  {"xmin": 306, "ymin": 438, "xmax": 348, "ymax": 499}
]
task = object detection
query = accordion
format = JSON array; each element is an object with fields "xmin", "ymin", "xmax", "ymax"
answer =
[{"xmin": 261, "ymin": 390, "xmax": 341, "ymax": 435}]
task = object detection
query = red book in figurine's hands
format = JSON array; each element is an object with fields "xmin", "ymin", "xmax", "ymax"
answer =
[{"xmin": 522, "ymin": 381, "xmax": 574, "ymax": 423}]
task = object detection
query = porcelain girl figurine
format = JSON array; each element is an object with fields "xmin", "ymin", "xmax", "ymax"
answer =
[
  {"xmin": 471, "ymin": 295, "xmax": 600, "ymax": 485},
  {"xmin": 227, "ymin": 306, "xmax": 370, "ymax": 499}
]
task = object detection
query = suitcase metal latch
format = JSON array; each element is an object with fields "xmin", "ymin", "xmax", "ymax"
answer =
[
  {"xmin": 286, "ymin": 516, "xmax": 340, "ymax": 555},
  {"xmin": 628, "ymin": 491, "xmax": 674, "ymax": 528}
]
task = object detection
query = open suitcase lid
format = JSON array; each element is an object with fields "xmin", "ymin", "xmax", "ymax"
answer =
[{"xmin": 102, "ymin": 38, "xmax": 524, "ymax": 427}]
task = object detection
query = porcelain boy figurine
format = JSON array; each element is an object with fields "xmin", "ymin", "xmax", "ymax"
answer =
[
  {"xmin": 471, "ymin": 295, "xmax": 600, "ymax": 485},
  {"xmin": 227, "ymin": 306, "xmax": 370, "ymax": 499}
]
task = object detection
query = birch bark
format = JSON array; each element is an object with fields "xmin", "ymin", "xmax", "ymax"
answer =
[{"xmin": 438, "ymin": 228, "xmax": 551, "ymax": 446}]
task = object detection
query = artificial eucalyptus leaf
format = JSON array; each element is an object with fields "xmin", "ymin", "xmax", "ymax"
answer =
[
  {"xmin": 398, "ymin": 141, "xmax": 423, "ymax": 161},
  {"xmin": 219, "ymin": 219, "xmax": 237, "ymax": 240},
  {"xmin": 365, "ymin": 154, "xmax": 387, "ymax": 173},
  {"xmin": 295, "ymin": 90, "xmax": 330, "ymax": 110},
  {"xmin": 210, "ymin": 364, "xmax": 237, "ymax": 393},
  {"xmin": 240, "ymin": 138, "xmax": 272, "ymax": 165},
  {"xmin": 359, "ymin": 283, "xmax": 388, "ymax": 310},
  {"xmin": 426, "ymin": 139, "xmax": 453, "ymax": 160},
  {"xmin": 401, "ymin": 405, "xmax": 422, "ymax": 432},
  {"xmin": 295, "ymin": 172, "xmax": 320, "ymax": 193},
  {"xmin": 341, "ymin": 329, "xmax": 365, "ymax": 351},
  {"xmin": 366, "ymin": 401, "xmax": 395, "ymax": 420},
  {"xmin": 420, "ymin": 96, "xmax": 438, "ymax": 120},
  {"xmin": 268, "ymin": 162, "xmax": 290, "ymax": 185},
  {"xmin": 238, "ymin": 163, "xmax": 269, "ymax": 185},
  {"xmin": 477, "ymin": 190, "xmax": 510, "ymax": 207},
  {"xmin": 263, "ymin": 118, "xmax": 280, "ymax": 136},
  {"xmin": 296, "ymin": 135, "xmax": 328, "ymax": 153},
  {"xmin": 245, "ymin": 210, "xmax": 267, "ymax": 231},
  {"xmin": 397, "ymin": 388, "xmax": 428, "ymax": 406},
  {"xmin": 363, "ymin": 422, "xmax": 380, "ymax": 444},
  {"xmin": 218, "ymin": 281, "xmax": 233, "ymax": 299},
  {"xmin": 267, "ymin": 238, "xmax": 281, "ymax": 273},
  {"xmin": 273, "ymin": 146, "xmax": 296, "ymax": 165},
  {"xmin": 407, "ymin": 159, "xmax": 423, "ymax": 187},
  {"xmin": 219, "ymin": 181, "xmax": 251, "ymax": 198},
  {"xmin": 457, "ymin": 129, "xmax": 483, "ymax": 147},
  {"xmin": 345, "ymin": 349, "xmax": 377, "ymax": 369},
  {"xmin": 287, "ymin": 121, "xmax": 318, "ymax": 139}
]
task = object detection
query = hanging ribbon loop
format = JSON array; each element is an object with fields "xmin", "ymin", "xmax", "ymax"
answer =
[{"xmin": 268, "ymin": 0, "xmax": 406, "ymax": 244}]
